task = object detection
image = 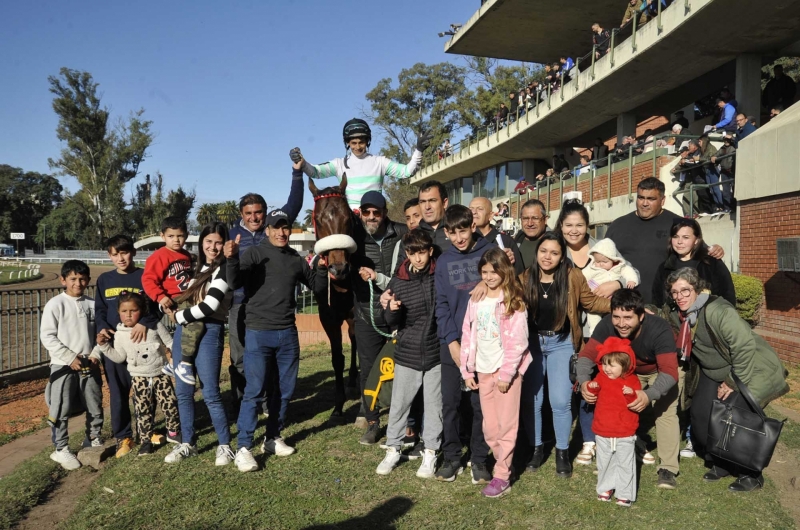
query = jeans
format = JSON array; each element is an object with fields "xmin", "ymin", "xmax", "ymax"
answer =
[
  {"xmin": 579, "ymin": 400, "xmax": 596, "ymax": 443},
  {"xmin": 173, "ymin": 321, "xmax": 231, "ymax": 446},
  {"xmin": 102, "ymin": 354, "xmax": 133, "ymax": 440},
  {"xmin": 705, "ymin": 168, "xmax": 724, "ymax": 210},
  {"xmin": 527, "ymin": 334, "xmax": 574, "ymax": 450},
  {"xmin": 236, "ymin": 327, "xmax": 300, "ymax": 449}
]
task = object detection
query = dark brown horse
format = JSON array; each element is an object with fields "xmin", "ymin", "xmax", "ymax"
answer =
[{"xmin": 309, "ymin": 175, "xmax": 359, "ymax": 420}]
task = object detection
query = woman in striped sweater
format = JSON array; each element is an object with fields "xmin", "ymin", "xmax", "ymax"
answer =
[{"xmin": 167, "ymin": 222, "xmax": 235, "ymax": 466}]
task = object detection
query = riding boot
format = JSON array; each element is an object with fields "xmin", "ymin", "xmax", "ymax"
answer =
[{"xmin": 555, "ymin": 449, "xmax": 572, "ymax": 478}]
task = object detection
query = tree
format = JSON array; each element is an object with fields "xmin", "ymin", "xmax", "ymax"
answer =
[
  {"xmin": 464, "ymin": 57, "xmax": 542, "ymax": 128},
  {"xmin": 35, "ymin": 193, "xmax": 92, "ymax": 249},
  {"xmin": 302, "ymin": 208, "xmax": 314, "ymax": 228},
  {"xmin": 364, "ymin": 62, "xmax": 479, "ymax": 163},
  {"xmin": 47, "ymin": 67, "xmax": 154, "ymax": 247},
  {"xmin": 384, "ymin": 177, "xmax": 419, "ymax": 223},
  {"xmin": 216, "ymin": 201, "xmax": 240, "ymax": 228},
  {"xmin": 128, "ymin": 172, "xmax": 196, "ymax": 238},
  {"xmin": 196, "ymin": 203, "xmax": 219, "ymax": 227},
  {"xmin": 0, "ymin": 165, "xmax": 63, "ymax": 247}
]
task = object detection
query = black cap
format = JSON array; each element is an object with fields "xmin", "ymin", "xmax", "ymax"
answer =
[
  {"xmin": 266, "ymin": 209, "xmax": 290, "ymax": 227},
  {"xmin": 360, "ymin": 191, "xmax": 386, "ymax": 210}
]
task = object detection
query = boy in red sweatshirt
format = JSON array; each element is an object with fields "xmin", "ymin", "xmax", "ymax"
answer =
[{"xmin": 586, "ymin": 336, "xmax": 642, "ymax": 507}]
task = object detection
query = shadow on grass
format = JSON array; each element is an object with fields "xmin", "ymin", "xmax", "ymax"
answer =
[{"xmin": 301, "ymin": 496, "xmax": 413, "ymax": 530}]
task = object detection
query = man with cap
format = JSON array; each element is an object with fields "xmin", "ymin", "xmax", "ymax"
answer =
[
  {"xmin": 671, "ymin": 110, "xmax": 690, "ymax": 130},
  {"xmin": 349, "ymin": 190, "xmax": 408, "ymax": 445},
  {"xmin": 224, "ymin": 163, "xmax": 327, "ymax": 473}
]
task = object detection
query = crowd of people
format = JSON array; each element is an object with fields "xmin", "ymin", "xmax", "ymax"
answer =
[{"xmin": 41, "ymin": 116, "xmax": 789, "ymax": 507}]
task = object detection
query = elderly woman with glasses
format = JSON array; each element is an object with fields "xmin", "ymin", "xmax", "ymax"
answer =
[{"xmin": 662, "ymin": 267, "xmax": 788, "ymax": 492}]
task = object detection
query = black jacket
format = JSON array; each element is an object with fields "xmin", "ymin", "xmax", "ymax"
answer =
[
  {"xmin": 651, "ymin": 253, "xmax": 736, "ymax": 308},
  {"xmin": 384, "ymin": 259, "xmax": 440, "ymax": 371},
  {"xmin": 478, "ymin": 227, "xmax": 525, "ymax": 275},
  {"xmin": 418, "ymin": 220, "xmax": 451, "ymax": 258},
  {"xmin": 351, "ymin": 220, "xmax": 407, "ymax": 326}
]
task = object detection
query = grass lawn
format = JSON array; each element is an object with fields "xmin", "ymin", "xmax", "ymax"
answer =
[
  {"xmin": 0, "ymin": 267, "xmax": 42, "ymax": 285},
  {"xmin": 52, "ymin": 347, "xmax": 794, "ymax": 530}
]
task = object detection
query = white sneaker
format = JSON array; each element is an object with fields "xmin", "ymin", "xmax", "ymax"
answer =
[
  {"xmin": 50, "ymin": 447, "xmax": 81, "ymax": 470},
  {"xmin": 164, "ymin": 442, "xmax": 197, "ymax": 464},
  {"xmin": 642, "ymin": 451, "xmax": 656, "ymax": 465},
  {"xmin": 261, "ymin": 437, "xmax": 296, "ymax": 456},
  {"xmin": 235, "ymin": 447, "xmax": 258, "ymax": 472},
  {"xmin": 175, "ymin": 362, "xmax": 196, "ymax": 385},
  {"xmin": 215, "ymin": 445, "xmax": 235, "ymax": 466},
  {"xmin": 416, "ymin": 448, "xmax": 437, "ymax": 479},
  {"xmin": 90, "ymin": 437, "xmax": 104, "ymax": 448},
  {"xmin": 680, "ymin": 440, "xmax": 696, "ymax": 458},
  {"xmin": 575, "ymin": 442, "xmax": 596, "ymax": 465},
  {"xmin": 376, "ymin": 447, "xmax": 402, "ymax": 475}
]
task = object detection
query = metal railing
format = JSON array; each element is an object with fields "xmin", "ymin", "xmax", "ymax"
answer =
[
  {"xmin": 671, "ymin": 151, "xmax": 737, "ymax": 216},
  {"xmin": 420, "ymin": 5, "xmax": 679, "ymax": 174}
]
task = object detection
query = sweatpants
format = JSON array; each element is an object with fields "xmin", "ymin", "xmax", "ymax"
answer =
[
  {"xmin": 102, "ymin": 355, "xmax": 133, "ymax": 441},
  {"xmin": 49, "ymin": 366, "xmax": 104, "ymax": 450},
  {"xmin": 478, "ymin": 371, "xmax": 522, "ymax": 481},
  {"xmin": 440, "ymin": 343, "xmax": 489, "ymax": 464},
  {"xmin": 596, "ymin": 435, "xmax": 637, "ymax": 501},
  {"xmin": 637, "ymin": 369, "xmax": 684, "ymax": 475},
  {"xmin": 385, "ymin": 364, "xmax": 442, "ymax": 451},
  {"xmin": 131, "ymin": 375, "xmax": 180, "ymax": 441}
]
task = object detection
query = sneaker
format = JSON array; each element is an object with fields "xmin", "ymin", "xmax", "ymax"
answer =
[
  {"xmin": 175, "ymin": 362, "xmax": 196, "ymax": 385},
  {"xmin": 90, "ymin": 437, "xmax": 103, "ymax": 448},
  {"xmin": 162, "ymin": 362, "xmax": 175, "ymax": 377},
  {"xmin": 50, "ymin": 447, "xmax": 81, "ymax": 470},
  {"xmin": 641, "ymin": 451, "xmax": 656, "ymax": 465},
  {"xmin": 471, "ymin": 462, "xmax": 492, "ymax": 485},
  {"xmin": 407, "ymin": 441, "xmax": 425, "ymax": 460},
  {"xmin": 597, "ymin": 490, "xmax": 613, "ymax": 502},
  {"xmin": 138, "ymin": 441, "xmax": 154, "ymax": 456},
  {"xmin": 435, "ymin": 459, "xmax": 464, "ymax": 482},
  {"xmin": 416, "ymin": 449, "xmax": 437, "ymax": 479},
  {"xmin": 359, "ymin": 422, "xmax": 381, "ymax": 446},
  {"xmin": 402, "ymin": 433, "xmax": 418, "ymax": 449},
  {"xmin": 164, "ymin": 442, "xmax": 197, "ymax": 464},
  {"xmin": 376, "ymin": 447, "xmax": 402, "ymax": 475},
  {"xmin": 215, "ymin": 445, "xmax": 236, "ymax": 466},
  {"xmin": 616, "ymin": 498, "xmax": 632, "ymax": 507},
  {"xmin": 657, "ymin": 468, "xmax": 678, "ymax": 489},
  {"xmin": 167, "ymin": 431, "xmax": 181, "ymax": 444},
  {"xmin": 234, "ymin": 447, "xmax": 258, "ymax": 472},
  {"xmin": 151, "ymin": 433, "xmax": 166, "ymax": 445},
  {"xmin": 679, "ymin": 440, "xmax": 696, "ymax": 458},
  {"xmin": 261, "ymin": 437, "xmax": 296, "ymax": 457},
  {"xmin": 482, "ymin": 477, "xmax": 511, "ymax": 498},
  {"xmin": 575, "ymin": 442, "xmax": 596, "ymax": 465},
  {"xmin": 115, "ymin": 438, "xmax": 133, "ymax": 459}
]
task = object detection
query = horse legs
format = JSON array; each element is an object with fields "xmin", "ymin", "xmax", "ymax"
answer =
[{"xmin": 319, "ymin": 310, "xmax": 346, "ymax": 418}]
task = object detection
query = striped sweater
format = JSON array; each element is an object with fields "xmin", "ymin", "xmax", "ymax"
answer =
[
  {"xmin": 302, "ymin": 150, "xmax": 423, "ymax": 208},
  {"xmin": 175, "ymin": 262, "xmax": 231, "ymax": 324}
]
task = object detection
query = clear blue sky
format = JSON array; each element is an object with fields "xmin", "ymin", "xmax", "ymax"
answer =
[{"xmin": 0, "ymin": 0, "xmax": 476, "ymax": 214}]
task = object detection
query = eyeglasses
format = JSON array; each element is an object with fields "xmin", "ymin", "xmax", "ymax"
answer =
[
  {"xmin": 522, "ymin": 216, "xmax": 545, "ymax": 223},
  {"xmin": 670, "ymin": 287, "xmax": 694, "ymax": 299},
  {"xmin": 362, "ymin": 209, "xmax": 383, "ymax": 218}
]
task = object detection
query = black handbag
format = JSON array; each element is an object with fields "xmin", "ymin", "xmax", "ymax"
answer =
[{"xmin": 706, "ymin": 372, "xmax": 785, "ymax": 473}]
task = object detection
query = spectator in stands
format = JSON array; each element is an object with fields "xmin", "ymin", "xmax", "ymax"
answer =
[
  {"xmin": 735, "ymin": 113, "xmax": 756, "ymax": 141},
  {"xmin": 697, "ymin": 135, "xmax": 725, "ymax": 213},
  {"xmin": 667, "ymin": 124, "xmax": 683, "ymax": 149},
  {"xmin": 536, "ymin": 168, "xmax": 557, "ymax": 187},
  {"xmin": 770, "ymin": 105, "xmax": 784, "ymax": 120},
  {"xmin": 525, "ymin": 87, "xmax": 534, "ymax": 109},
  {"xmin": 553, "ymin": 154, "xmax": 570, "ymax": 176},
  {"xmin": 509, "ymin": 92, "xmax": 520, "ymax": 122},
  {"xmin": 640, "ymin": 0, "xmax": 666, "ymax": 22},
  {"xmin": 762, "ymin": 64, "xmax": 796, "ymax": 112},
  {"xmin": 672, "ymin": 146, "xmax": 698, "ymax": 217},
  {"xmin": 720, "ymin": 88, "xmax": 738, "ymax": 110},
  {"xmin": 671, "ymin": 110, "xmax": 690, "ymax": 130},
  {"xmin": 593, "ymin": 137, "xmax": 609, "ymax": 168},
  {"xmin": 574, "ymin": 156, "xmax": 591, "ymax": 177},
  {"xmin": 711, "ymin": 97, "xmax": 737, "ymax": 133},
  {"xmin": 679, "ymin": 140, "xmax": 714, "ymax": 216},
  {"xmin": 443, "ymin": 139, "xmax": 452, "ymax": 157},
  {"xmin": 498, "ymin": 102, "xmax": 509, "ymax": 127},
  {"xmin": 513, "ymin": 199, "xmax": 550, "ymax": 269},
  {"xmin": 748, "ymin": 115, "xmax": 757, "ymax": 127},
  {"xmin": 711, "ymin": 133, "xmax": 736, "ymax": 213},
  {"xmin": 518, "ymin": 89, "xmax": 527, "ymax": 115},
  {"xmin": 622, "ymin": 0, "xmax": 645, "ymax": 26},
  {"xmin": 560, "ymin": 56, "xmax": 575, "ymax": 79},
  {"xmin": 592, "ymin": 23, "xmax": 611, "ymax": 59}
]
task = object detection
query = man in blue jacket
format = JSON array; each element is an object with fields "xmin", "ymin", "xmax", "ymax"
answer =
[
  {"xmin": 711, "ymin": 97, "xmax": 737, "ymax": 133},
  {"xmin": 434, "ymin": 205, "xmax": 496, "ymax": 484}
]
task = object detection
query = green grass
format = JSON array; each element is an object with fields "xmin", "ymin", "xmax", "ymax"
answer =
[
  {"xmin": 54, "ymin": 349, "xmax": 794, "ymax": 530},
  {"xmin": 0, "ymin": 449, "xmax": 65, "ymax": 530}
]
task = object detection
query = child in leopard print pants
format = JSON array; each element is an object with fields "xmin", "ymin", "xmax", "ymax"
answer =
[{"xmin": 97, "ymin": 291, "xmax": 180, "ymax": 456}]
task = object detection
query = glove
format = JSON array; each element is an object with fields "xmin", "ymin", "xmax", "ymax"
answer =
[
  {"xmin": 289, "ymin": 147, "xmax": 303, "ymax": 163},
  {"xmin": 416, "ymin": 132, "xmax": 433, "ymax": 152}
]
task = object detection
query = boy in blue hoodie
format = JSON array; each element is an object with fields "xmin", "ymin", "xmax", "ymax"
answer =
[{"xmin": 434, "ymin": 205, "xmax": 497, "ymax": 483}]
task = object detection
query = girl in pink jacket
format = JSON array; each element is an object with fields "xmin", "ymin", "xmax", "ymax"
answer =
[{"xmin": 461, "ymin": 248, "xmax": 531, "ymax": 498}]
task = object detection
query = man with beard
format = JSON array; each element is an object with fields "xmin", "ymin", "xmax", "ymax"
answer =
[
  {"xmin": 350, "ymin": 191, "xmax": 408, "ymax": 444},
  {"xmin": 576, "ymin": 290, "xmax": 681, "ymax": 490},
  {"xmin": 513, "ymin": 199, "xmax": 550, "ymax": 269}
]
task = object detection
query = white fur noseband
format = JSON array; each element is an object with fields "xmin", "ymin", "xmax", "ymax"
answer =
[{"xmin": 314, "ymin": 234, "xmax": 357, "ymax": 255}]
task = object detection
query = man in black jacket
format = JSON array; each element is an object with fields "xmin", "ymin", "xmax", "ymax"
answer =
[
  {"xmin": 469, "ymin": 197, "xmax": 524, "ymax": 274},
  {"xmin": 513, "ymin": 199, "xmax": 550, "ymax": 269},
  {"xmin": 348, "ymin": 191, "xmax": 408, "ymax": 445},
  {"xmin": 417, "ymin": 180, "xmax": 450, "ymax": 256}
]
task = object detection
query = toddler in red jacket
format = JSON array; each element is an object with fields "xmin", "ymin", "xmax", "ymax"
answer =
[{"xmin": 586, "ymin": 336, "xmax": 642, "ymax": 507}]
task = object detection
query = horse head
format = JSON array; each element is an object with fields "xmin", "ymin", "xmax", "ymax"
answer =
[{"xmin": 309, "ymin": 174, "xmax": 356, "ymax": 281}]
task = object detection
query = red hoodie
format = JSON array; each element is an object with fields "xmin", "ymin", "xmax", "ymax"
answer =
[{"xmin": 587, "ymin": 337, "xmax": 642, "ymax": 438}]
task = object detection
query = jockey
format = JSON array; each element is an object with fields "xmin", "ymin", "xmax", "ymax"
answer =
[{"xmin": 290, "ymin": 119, "xmax": 431, "ymax": 211}]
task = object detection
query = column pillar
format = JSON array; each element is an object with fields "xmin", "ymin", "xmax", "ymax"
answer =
[
  {"xmin": 735, "ymin": 54, "xmax": 762, "ymax": 126},
  {"xmin": 617, "ymin": 112, "xmax": 637, "ymax": 145}
]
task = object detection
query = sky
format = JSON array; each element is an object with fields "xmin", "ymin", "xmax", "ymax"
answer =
[{"xmin": 0, "ymin": 0, "xmax": 476, "ymax": 215}]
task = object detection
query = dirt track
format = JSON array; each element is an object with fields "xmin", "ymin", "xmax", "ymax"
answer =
[{"xmin": 0, "ymin": 263, "xmax": 115, "ymax": 291}]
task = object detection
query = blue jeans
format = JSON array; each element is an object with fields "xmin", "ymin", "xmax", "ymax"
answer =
[
  {"xmin": 173, "ymin": 321, "xmax": 231, "ymax": 446},
  {"xmin": 236, "ymin": 327, "xmax": 300, "ymax": 449},
  {"xmin": 579, "ymin": 400, "xmax": 596, "ymax": 443},
  {"xmin": 528, "ymin": 334, "xmax": 574, "ymax": 450},
  {"xmin": 705, "ymin": 168, "xmax": 724, "ymax": 209}
]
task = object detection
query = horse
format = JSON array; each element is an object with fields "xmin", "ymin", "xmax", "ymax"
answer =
[{"xmin": 308, "ymin": 175, "xmax": 360, "ymax": 421}]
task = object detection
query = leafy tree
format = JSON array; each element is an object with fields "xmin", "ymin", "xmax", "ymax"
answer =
[
  {"xmin": 35, "ymin": 194, "xmax": 92, "ymax": 249},
  {"xmin": 0, "ymin": 165, "xmax": 63, "ymax": 247},
  {"xmin": 384, "ymin": 177, "xmax": 419, "ymax": 223},
  {"xmin": 464, "ymin": 57, "xmax": 543, "ymax": 128},
  {"xmin": 302, "ymin": 208, "xmax": 314, "ymax": 228},
  {"xmin": 216, "ymin": 201, "xmax": 240, "ymax": 228},
  {"xmin": 196, "ymin": 203, "xmax": 220, "ymax": 227},
  {"xmin": 47, "ymin": 67, "xmax": 153, "ymax": 247},
  {"xmin": 128, "ymin": 172, "xmax": 195, "ymax": 238}
]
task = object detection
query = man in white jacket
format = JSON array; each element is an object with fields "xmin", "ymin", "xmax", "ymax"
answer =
[{"xmin": 41, "ymin": 260, "xmax": 104, "ymax": 470}]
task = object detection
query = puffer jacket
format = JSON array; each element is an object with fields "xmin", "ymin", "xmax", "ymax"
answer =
[
  {"xmin": 384, "ymin": 259, "xmax": 440, "ymax": 371},
  {"xmin": 460, "ymin": 291, "xmax": 531, "ymax": 383},
  {"xmin": 352, "ymin": 220, "xmax": 407, "ymax": 327},
  {"xmin": 98, "ymin": 323, "xmax": 173, "ymax": 378}
]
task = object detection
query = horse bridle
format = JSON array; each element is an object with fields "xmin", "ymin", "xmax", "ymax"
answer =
[{"xmin": 311, "ymin": 191, "xmax": 346, "ymax": 237}]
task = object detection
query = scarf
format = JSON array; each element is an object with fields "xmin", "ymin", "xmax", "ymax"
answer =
[{"xmin": 677, "ymin": 292, "xmax": 710, "ymax": 361}]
